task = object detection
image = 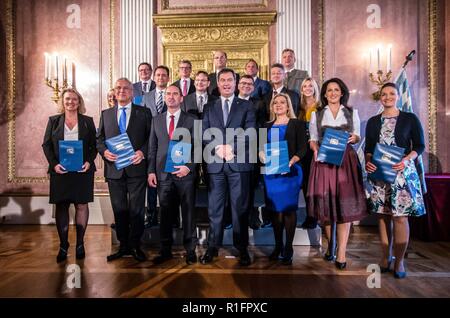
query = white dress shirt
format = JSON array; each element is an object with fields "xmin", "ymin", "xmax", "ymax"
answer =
[
  {"xmin": 142, "ymin": 81, "xmax": 151, "ymax": 93},
  {"xmin": 116, "ymin": 103, "xmax": 132, "ymax": 130},
  {"xmin": 166, "ymin": 108, "xmax": 181, "ymax": 135},
  {"xmin": 196, "ymin": 92, "xmax": 208, "ymax": 112},
  {"xmin": 64, "ymin": 123, "xmax": 79, "ymax": 140},
  {"xmin": 155, "ymin": 89, "xmax": 166, "ymax": 105},
  {"xmin": 309, "ymin": 105, "xmax": 360, "ymax": 142},
  {"xmin": 220, "ymin": 95, "xmax": 234, "ymax": 113},
  {"xmin": 238, "ymin": 94, "xmax": 250, "ymax": 100}
]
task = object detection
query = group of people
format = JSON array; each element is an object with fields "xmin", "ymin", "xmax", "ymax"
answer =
[{"xmin": 42, "ymin": 48, "xmax": 426, "ymax": 279}]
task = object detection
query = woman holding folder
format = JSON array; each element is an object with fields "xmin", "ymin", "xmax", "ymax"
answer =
[
  {"xmin": 365, "ymin": 82, "xmax": 425, "ymax": 279},
  {"xmin": 42, "ymin": 88, "xmax": 97, "ymax": 263},
  {"xmin": 259, "ymin": 93, "xmax": 307, "ymax": 265},
  {"xmin": 307, "ymin": 78, "xmax": 367, "ymax": 270}
]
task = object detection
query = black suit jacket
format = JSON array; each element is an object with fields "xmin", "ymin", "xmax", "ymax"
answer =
[
  {"xmin": 181, "ymin": 92, "xmax": 218, "ymax": 118},
  {"xmin": 133, "ymin": 80, "xmax": 156, "ymax": 97},
  {"xmin": 264, "ymin": 118, "xmax": 308, "ymax": 161},
  {"xmin": 257, "ymin": 87, "xmax": 300, "ymax": 128},
  {"xmin": 42, "ymin": 113, "xmax": 97, "ymax": 174},
  {"xmin": 172, "ymin": 79, "xmax": 195, "ymax": 96},
  {"xmin": 96, "ymin": 104, "xmax": 152, "ymax": 179},
  {"xmin": 148, "ymin": 111, "xmax": 196, "ymax": 181},
  {"xmin": 364, "ymin": 111, "xmax": 425, "ymax": 156},
  {"xmin": 202, "ymin": 97, "xmax": 256, "ymax": 173}
]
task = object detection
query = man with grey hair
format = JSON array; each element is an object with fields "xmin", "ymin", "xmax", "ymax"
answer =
[{"xmin": 97, "ymin": 77, "xmax": 152, "ymax": 262}]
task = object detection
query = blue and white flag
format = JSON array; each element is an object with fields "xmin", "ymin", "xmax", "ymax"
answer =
[{"xmin": 394, "ymin": 68, "xmax": 427, "ymax": 193}]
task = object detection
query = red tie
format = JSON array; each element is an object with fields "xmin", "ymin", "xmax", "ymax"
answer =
[
  {"xmin": 182, "ymin": 80, "xmax": 188, "ymax": 96},
  {"xmin": 168, "ymin": 115, "xmax": 175, "ymax": 139}
]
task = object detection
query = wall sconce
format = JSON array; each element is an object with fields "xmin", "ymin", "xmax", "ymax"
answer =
[
  {"xmin": 368, "ymin": 44, "xmax": 392, "ymax": 101},
  {"xmin": 44, "ymin": 52, "xmax": 75, "ymax": 103}
]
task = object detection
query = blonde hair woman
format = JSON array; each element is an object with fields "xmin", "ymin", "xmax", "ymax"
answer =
[
  {"xmin": 260, "ymin": 93, "xmax": 307, "ymax": 265},
  {"xmin": 42, "ymin": 88, "xmax": 97, "ymax": 263}
]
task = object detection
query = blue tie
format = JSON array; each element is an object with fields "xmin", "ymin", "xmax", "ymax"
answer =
[
  {"xmin": 223, "ymin": 99, "xmax": 229, "ymax": 126},
  {"xmin": 119, "ymin": 107, "xmax": 127, "ymax": 134}
]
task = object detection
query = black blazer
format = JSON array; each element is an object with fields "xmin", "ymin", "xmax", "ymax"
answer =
[
  {"xmin": 148, "ymin": 111, "xmax": 196, "ymax": 181},
  {"xmin": 96, "ymin": 104, "xmax": 152, "ymax": 179},
  {"xmin": 364, "ymin": 111, "xmax": 425, "ymax": 156},
  {"xmin": 264, "ymin": 118, "xmax": 307, "ymax": 161},
  {"xmin": 181, "ymin": 92, "xmax": 218, "ymax": 118},
  {"xmin": 42, "ymin": 113, "xmax": 97, "ymax": 175}
]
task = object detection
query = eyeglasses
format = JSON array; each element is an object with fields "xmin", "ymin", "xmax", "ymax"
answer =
[
  {"xmin": 179, "ymin": 67, "xmax": 191, "ymax": 70},
  {"xmin": 239, "ymin": 82, "xmax": 254, "ymax": 86}
]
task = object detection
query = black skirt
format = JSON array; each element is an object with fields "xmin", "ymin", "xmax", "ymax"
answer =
[{"xmin": 49, "ymin": 171, "xmax": 95, "ymax": 204}]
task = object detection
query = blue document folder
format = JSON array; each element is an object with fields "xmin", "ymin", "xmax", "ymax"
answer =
[
  {"xmin": 263, "ymin": 140, "xmax": 290, "ymax": 175},
  {"xmin": 105, "ymin": 133, "xmax": 135, "ymax": 170},
  {"xmin": 164, "ymin": 141, "xmax": 192, "ymax": 173},
  {"xmin": 369, "ymin": 143, "xmax": 405, "ymax": 184},
  {"xmin": 59, "ymin": 140, "xmax": 83, "ymax": 172},
  {"xmin": 133, "ymin": 95, "xmax": 143, "ymax": 106},
  {"xmin": 317, "ymin": 128, "xmax": 350, "ymax": 166}
]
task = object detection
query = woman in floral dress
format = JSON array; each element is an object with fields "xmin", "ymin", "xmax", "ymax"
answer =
[{"xmin": 365, "ymin": 82, "xmax": 426, "ymax": 279}]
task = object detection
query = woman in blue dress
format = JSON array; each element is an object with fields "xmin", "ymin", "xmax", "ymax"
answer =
[
  {"xmin": 365, "ymin": 82, "xmax": 426, "ymax": 279},
  {"xmin": 259, "ymin": 93, "xmax": 307, "ymax": 265}
]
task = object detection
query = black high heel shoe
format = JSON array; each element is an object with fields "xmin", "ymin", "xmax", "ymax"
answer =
[
  {"xmin": 76, "ymin": 244, "xmax": 85, "ymax": 260},
  {"xmin": 56, "ymin": 246, "xmax": 68, "ymax": 263},
  {"xmin": 281, "ymin": 247, "xmax": 293, "ymax": 265},
  {"xmin": 335, "ymin": 260, "xmax": 347, "ymax": 270},
  {"xmin": 323, "ymin": 253, "xmax": 336, "ymax": 262},
  {"xmin": 269, "ymin": 246, "xmax": 284, "ymax": 261}
]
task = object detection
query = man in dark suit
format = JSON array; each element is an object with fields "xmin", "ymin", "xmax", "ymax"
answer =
[
  {"xmin": 237, "ymin": 75, "xmax": 263, "ymax": 230},
  {"xmin": 132, "ymin": 62, "xmax": 156, "ymax": 99},
  {"xmin": 244, "ymin": 59, "xmax": 271, "ymax": 99},
  {"xmin": 201, "ymin": 68, "xmax": 256, "ymax": 266},
  {"xmin": 148, "ymin": 85, "xmax": 198, "ymax": 265},
  {"xmin": 142, "ymin": 65, "xmax": 171, "ymax": 227},
  {"xmin": 281, "ymin": 48, "xmax": 309, "ymax": 95},
  {"xmin": 182, "ymin": 70, "xmax": 218, "ymax": 119},
  {"xmin": 257, "ymin": 63, "xmax": 300, "ymax": 128},
  {"xmin": 208, "ymin": 50, "xmax": 240, "ymax": 97},
  {"xmin": 97, "ymin": 77, "xmax": 152, "ymax": 262},
  {"xmin": 172, "ymin": 60, "xmax": 195, "ymax": 97}
]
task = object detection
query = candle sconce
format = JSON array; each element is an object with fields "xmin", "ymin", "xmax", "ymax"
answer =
[
  {"xmin": 367, "ymin": 44, "xmax": 392, "ymax": 101},
  {"xmin": 369, "ymin": 70, "xmax": 392, "ymax": 101},
  {"xmin": 44, "ymin": 52, "xmax": 74, "ymax": 104}
]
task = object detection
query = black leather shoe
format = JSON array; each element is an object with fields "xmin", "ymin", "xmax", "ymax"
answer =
[
  {"xmin": 185, "ymin": 251, "xmax": 197, "ymax": 265},
  {"xmin": 75, "ymin": 244, "xmax": 85, "ymax": 260},
  {"xmin": 130, "ymin": 247, "xmax": 147, "ymax": 262},
  {"xmin": 335, "ymin": 260, "xmax": 347, "ymax": 270},
  {"xmin": 152, "ymin": 251, "xmax": 173, "ymax": 264},
  {"xmin": 56, "ymin": 246, "xmax": 68, "ymax": 263},
  {"xmin": 239, "ymin": 250, "xmax": 252, "ymax": 266},
  {"xmin": 106, "ymin": 247, "xmax": 129, "ymax": 262},
  {"xmin": 200, "ymin": 249, "xmax": 218, "ymax": 264},
  {"xmin": 261, "ymin": 220, "xmax": 272, "ymax": 228}
]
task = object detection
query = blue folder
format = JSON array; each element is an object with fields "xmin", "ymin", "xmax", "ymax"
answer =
[
  {"xmin": 105, "ymin": 133, "xmax": 135, "ymax": 170},
  {"xmin": 262, "ymin": 140, "xmax": 290, "ymax": 175},
  {"xmin": 317, "ymin": 128, "xmax": 350, "ymax": 166},
  {"xmin": 133, "ymin": 95, "xmax": 143, "ymax": 106},
  {"xmin": 369, "ymin": 143, "xmax": 405, "ymax": 184},
  {"xmin": 164, "ymin": 140, "xmax": 192, "ymax": 173},
  {"xmin": 59, "ymin": 140, "xmax": 83, "ymax": 172}
]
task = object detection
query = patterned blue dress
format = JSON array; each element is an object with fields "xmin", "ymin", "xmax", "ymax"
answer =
[{"xmin": 367, "ymin": 116, "xmax": 426, "ymax": 217}]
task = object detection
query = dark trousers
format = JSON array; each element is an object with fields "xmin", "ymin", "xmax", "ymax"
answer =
[
  {"xmin": 207, "ymin": 164, "xmax": 250, "ymax": 251},
  {"xmin": 146, "ymin": 186, "xmax": 158, "ymax": 217},
  {"xmin": 108, "ymin": 175, "xmax": 147, "ymax": 248},
  {"xmin": 157, "ymin": 175, "xmax": 198, "ymax": 252}
]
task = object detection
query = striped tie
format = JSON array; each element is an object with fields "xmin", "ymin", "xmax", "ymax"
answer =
[{"xmin": 156, "ymin": 91, "xmax": 164, "ymax": 113}]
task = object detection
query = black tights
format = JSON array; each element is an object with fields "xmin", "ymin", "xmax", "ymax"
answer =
[
  {"xmin": 272, "ymin": 211, "xmax": 297, "ymax": 252},
  {"xmin": 55, "ymin": 203, "xmax": 89, "ymax": 249}
]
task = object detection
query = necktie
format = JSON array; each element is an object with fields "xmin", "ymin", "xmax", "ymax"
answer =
[
  {"xmin": 182, "ymin": 80, "xmax": 188, "ymax": 96},
  {"xmin": 168, "ymin": 115, "xmax": 175, "ymax": 140},
  {"xmin": 223, "ymin": 99, "xmax": 229, "ymax": 126},
  {"xmin": 119, "ymin": 107, "xmax": 127, "ymax": 134},
  {"xmin": 156, "ymin": 91, "xmax": 164, "ymax": 113},
  {"xmin": 143, "ymin": 82, "xmax": 148, "ymax": 94},
  {"xmin": 273, "ymin": 90, "xmax": 278, "ymax": 97},
  {"xmin": 198, "ymin": 95, "xmax": 204, "ymax": 113}
]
